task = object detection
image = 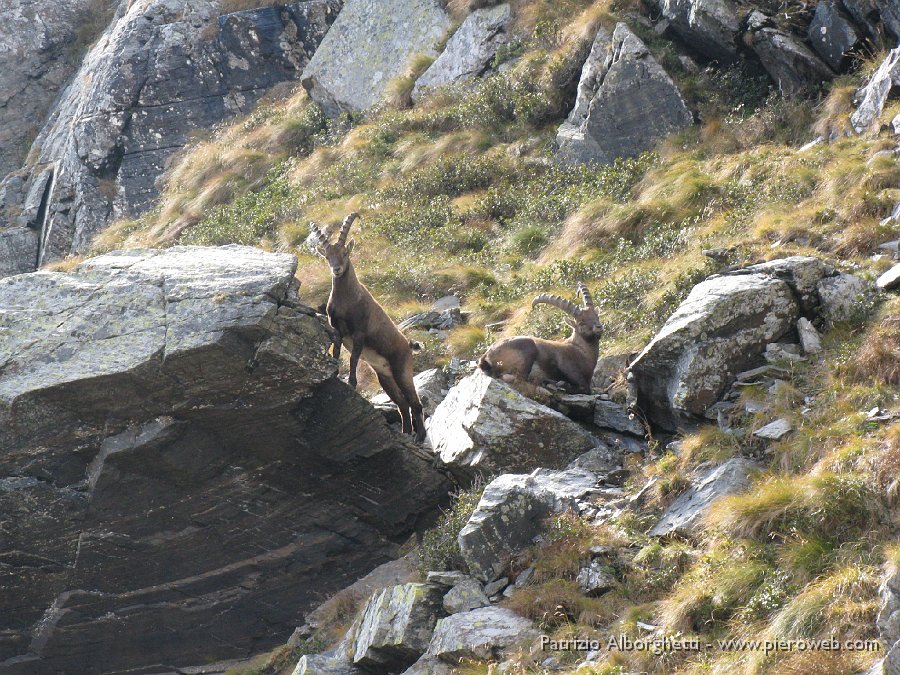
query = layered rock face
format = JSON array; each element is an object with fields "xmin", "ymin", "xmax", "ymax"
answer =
[
  {"xmin": 0, "ymin": 246, "xmax": 449, "ymax": 673},
  {"xmin": 0, "ymin": 0, "xmax": 341, "ymax": 276}
]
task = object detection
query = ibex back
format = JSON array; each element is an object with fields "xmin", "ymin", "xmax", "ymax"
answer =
[
  {"xmin": 309, "ymin": 214, "xmax": 426, "ymax": 441},
  {"xmin": 479, "ymin": 282, "xmax": 602, "ymax": 394}
]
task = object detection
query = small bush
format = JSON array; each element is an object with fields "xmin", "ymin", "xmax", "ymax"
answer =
[{"xmin": 419, "ymin": 481, "xmax": 486, "ymax": 574}]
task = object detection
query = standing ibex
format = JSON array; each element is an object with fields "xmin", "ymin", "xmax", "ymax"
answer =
[
  {"xmin": 479, "ymin": 283, "xmax": 603, "ymax": 394},
  {"xmin": 309, "ymin": 213, "xmax": 426, "ymax": 441}
]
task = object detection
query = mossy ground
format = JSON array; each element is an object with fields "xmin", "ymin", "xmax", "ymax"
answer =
[{"xmin": 91, "ymin": 1, "xmax": 899, "ymax": 672}]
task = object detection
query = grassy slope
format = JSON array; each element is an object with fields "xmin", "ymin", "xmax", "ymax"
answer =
[{"xmin": 90, "ymin": 0, "xmax": 899, "ymax": 672}]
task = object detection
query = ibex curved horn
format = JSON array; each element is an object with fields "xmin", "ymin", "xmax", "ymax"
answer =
[
  {"xmin": 338, "ymin": 212, "xmax": 359, "ymax": 246},
  {"xmin": 309, "ymin": 221, "xmax": 329, "ymax": 248},
  {"xmin": 577, "ymin": 282, "xmax": 595, "ymax": 310},
  {"xmin": 532, "ymin": 293, "xmax": 582, "ymax": 317}
]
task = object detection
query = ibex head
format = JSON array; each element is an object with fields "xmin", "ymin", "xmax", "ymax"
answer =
[
  {"xmin": 309, "ymin": 213, "xmax": 359, "ymax": 278},
  {"xmin": 532, "ymin": 282, "xmax": 603, "ymax": 341}
]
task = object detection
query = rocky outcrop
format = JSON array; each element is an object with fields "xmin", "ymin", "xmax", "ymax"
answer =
[
  {"xmin": 0, "ymin": 0, "xmax": 341, "ymax": 277},
  {"xmin": 658, "ymin": 0, "xmax": 744, "ymax": 62},
  {"xmin": 852, "ymin": 47, "xmax": 900, "ymax": 133},
  {"xmin": 628, "ymin": 257, "xmax": 870, "ymax": 430},
  {"xmin": 301, "ymin": 0, "xmax": 450, "ymax": 115},
  {"xmin": 650, "ymin": 458, "xmax": 757, "ymax": 537},
  {"xmin": 0, "ymin": 0, "xmax": 100, "ymax": 178},
  {"xmin": 808, "ymin": 0, "xmax": 862, "ymax": 71},
  {"xmin": 0, "ymin": 246, "xmax": 450, "ymax": 673},
  {"xmin": 458, "ymin": 468, "xmax": 599, "ymax": 581},
  {"xmin": 556, "ymin": 23, "xmax": 693, "ymax": 166},
  {"xmin": 426, "ymin": 370, "xmax": 597, "ymax": 476},
  {"xmin": 745, "ymin": 12, "xmax": 834, "ymax": 97},
  {"xmin": 412, "ymin": 4, "xmax": 511, "ymax": 100}
]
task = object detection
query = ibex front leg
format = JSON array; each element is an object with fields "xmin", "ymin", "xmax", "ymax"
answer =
[{"xmin": 348, "ymin": 334, "xmax": 365, "ymax": 389}]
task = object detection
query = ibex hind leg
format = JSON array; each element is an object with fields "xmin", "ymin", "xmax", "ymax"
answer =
[
  {"xmin": 376, "ymin": 372, "xmax": 412, "ymax": 434},
  {"xmin": 396, "ymin": 363, "xmax": 426, "ymax": 443}
]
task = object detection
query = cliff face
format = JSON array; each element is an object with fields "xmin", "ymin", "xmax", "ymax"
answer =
[
  {"xmin": 0, "ymin": 0, "xmax": 101, "ymax": 178},
  {"xmin": 0, "ymin": 0, "xmax": 341, "ymax": 276},
  {"xmin": 0, "ymin": 246, "xmax": 450, "ymax": 673}
]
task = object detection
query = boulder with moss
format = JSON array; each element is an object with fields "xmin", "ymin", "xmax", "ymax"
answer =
[
  {"xmin": 350, "ymin": 582, "xmax": 445, "ymax": 673},
  {"xmin": 458, "ymin": 468, "xmax": 599, "ymax": 581},
  {"xmin": 301, "ymin": 0, "xmax": 450, "ymax": 115},
  {"xmin": 423, "ymin": 606, "xmax": 539, "ymax": 663}
]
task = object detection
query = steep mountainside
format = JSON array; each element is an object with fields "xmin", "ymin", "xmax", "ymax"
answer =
[{"xmin": 1, "ymin": 0, "xmax": 899, "ymax": 673}]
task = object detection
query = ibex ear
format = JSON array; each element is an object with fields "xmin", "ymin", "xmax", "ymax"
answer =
[{"xmin": 346, "ymin": 239, "xmax": 355, "ymax": 256}]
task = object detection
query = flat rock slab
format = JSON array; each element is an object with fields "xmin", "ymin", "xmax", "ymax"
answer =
[
  {"xmin": 301, "ymin": 0, "xmax": 450, "ymax": 114},
  {"xmin": 557, "ymin": 23, "xmax": 692, "ymax": 166},
  {"xmin": 753, "ymin": 418, "xmax": 793, "ymax": 441},
  {"xmin": 0, "ymin": 246, "xmax": 450, "ymax": 673},
  {"xmin": 650, "ymin": 458, "xmax": 757, "ymax": 537},
  {"xmin": 458, "ymin": 468, "xmax": 598, "ymax": 581},
  {"xmin": 426, "ymin": 370, "xmax": 597, "ymax": 476}
]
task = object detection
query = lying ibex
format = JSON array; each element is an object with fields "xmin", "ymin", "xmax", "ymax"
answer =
[
  {"xmin": 479, "ymin": 283, "xmax": 602, "ymax": 394},
  {"xmin": 309, "ymin": 213, "xmax": 426, "ymax": 441}
]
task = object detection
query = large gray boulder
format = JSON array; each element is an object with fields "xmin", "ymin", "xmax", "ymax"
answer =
[
  {"xmin": 426, "ymin": 370, "xmax": 597, "ymax": 476},
  {"xmin": 301, "ymin": 0, "xmax": 450, "ymax": 115},
  {"xmin": 0, "ymin": 246, "xmax": 450, "ymax": 673},
  {"xmin": 413, "ymin": 4, "xmax": 511, "ymax": 100},
  {"xmin": 808, "ymin": 0, "xmax": 862, "ymax": 71},
  {"xmin": 746, "ymin": 13, "xmax": 834, "ymax": 97},
  {"xmin": 629, "ymin": 272, "xmax": 799, "ymax": 431},
  {"xmin": 658, "ymin": 0, "xmax": 743, "ymax": 62},
  {"xmin": 556, "ymin": 23, "xmax": 693, "ymax": 166},
  {"xmin": 458, "ymin": 469, "xmax": 598, "ymax": 581},
  {"xmin": 351, "ymin": 583, "xmax": 445, "ymax": 672},
  {"xmin": 650, "ymin": 458, "xmax": 758, "ymax": 537},
  {"xmin": 851, "ymin": 47, "xmax": 900, "ymax": 133},
  {"xmin": 424, "ymin": 606, "xmax": 539, "ymax": 663},
  {"xmin": 0, "ymin": 0, "xmax": 341, "ymax": 275}
]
